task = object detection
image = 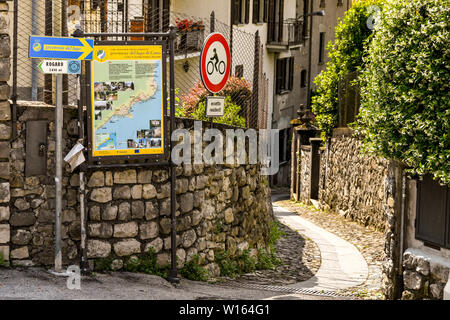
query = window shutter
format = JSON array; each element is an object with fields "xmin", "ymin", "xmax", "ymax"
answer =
[
  {"xmin": 245, "ymin": 0, "xmax": 250, "ymax": 24},
  {"xmin": 253, "ymin": 0, "xmax": 260, "ymax": 23},
  {"xmin": 276, "ymin": 59, "xmax": 283, "ymax": 94},
  {"xmin": 263, "ymin": 0, "xmax": 268, "ymax": 22},
  {"xmin": 288, "ymin": 58, "xmax": 294, "ymax": 91},
  {"xmin": 231, "ymin": 0, "xmax": 239, "ymax": 25}
]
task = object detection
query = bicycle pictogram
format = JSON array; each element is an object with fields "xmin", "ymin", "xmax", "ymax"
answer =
[{"xmin": 207, "ymin": 48, "xmax": 226, "ymax": 76}]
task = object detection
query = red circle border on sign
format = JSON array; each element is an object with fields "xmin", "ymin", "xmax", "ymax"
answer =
[{"xmin": 200, "ymin": 33, "xmax": 231, "ymax": 94}]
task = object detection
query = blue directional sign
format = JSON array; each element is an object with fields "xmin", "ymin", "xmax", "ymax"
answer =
[{"xmin": 29, "ymin": 36, "xmax": 94, "ymax": 60}]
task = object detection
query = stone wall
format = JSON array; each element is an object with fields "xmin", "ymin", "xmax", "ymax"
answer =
[
  {"xmin": 0, "ymin": 0, "xmax": 11, "ymax": 264},
  {"xmin": 401, "ymin": 248, "xmax": 450, "ymax": 300},
  {"xmin": 4, "ymin": 104, "xmax": 273, "ymax": 275},
  {"xmin": 8, "ymin": 105, "xmax": 81, "ymax": 266},
  {"xmin": 318, "ymin": 130, "xmax": 389, "ymax": 230},
  {"xmin": 299, "ymin": 146, "xmax": 311, "ymax": 203}
]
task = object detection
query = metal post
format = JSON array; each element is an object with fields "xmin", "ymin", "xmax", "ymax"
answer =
[
  {"xmin": 306, "ymin": 0, "xmax": 314, "ymax": 108},
  {"xmin": 167, "ymin": 25, "xmax": 180, "ymax": 284},
  {"xmin": 54, "ymin": 74, "xmax": 63, "ymax": 273},
  {"xmin": 12, "ymin": 0, "xmax": 18, "ymax": 139},
  {"xmin": 31, "ymin": 0, "xmax": 38, "ymax": 101}
]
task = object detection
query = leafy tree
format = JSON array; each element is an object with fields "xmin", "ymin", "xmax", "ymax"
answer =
[
  {"xmin": 311, "ymin": 0, "xmax": 384, "ymax": 137},
  {"xmin": 356, "ymin": 0, "xmax": 450, "ymax": 184}
]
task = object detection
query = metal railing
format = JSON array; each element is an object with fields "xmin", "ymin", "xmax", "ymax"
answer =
[{"xmin": 267, "ymin": 20, "xmax": 304, "ymax": 47}]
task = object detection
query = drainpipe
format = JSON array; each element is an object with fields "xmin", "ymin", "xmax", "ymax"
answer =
[
  {"xmin": 31, "ymin": 0, "xmax": 38, "ymax": 101},
  {"xmin": 399, "ymin": 167, "xmax": 406, "ymax": 272}
]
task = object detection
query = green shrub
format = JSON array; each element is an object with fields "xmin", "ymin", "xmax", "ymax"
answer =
[
  {"xmin": 268, "ymin": 220, "xmax": 286, "ymax": 249},
  {"xmin": 235, "ymin": 250, "xmax": 257, "ymax": 274},
  {"xmin": 95, "ymin": 256, "xmax": 114, "ymax": 272},
  {"xmin": 215, "ymin": 250, "xmax": 239, "ymax": 278},
  {"xmin": 181, "ymin": 255, "xmax": 210, "ymax": 281},
  {"xmin": 356, "ymin": 0, "xmax": 450, "ymax": 184},
  {"xmin": 311, "ymin": 0, "xmax": 384, "ymax": 138},
  {"xmin": 123, "ymin": 249, "xmax": 170, "ymax": 278},
  {"xmin": 191, "ymin": 96, "xmax": 246, "ymax": 127},
  {"xmin": 255, "ymin": 249, "xmax": 282, "ymax": 270}
]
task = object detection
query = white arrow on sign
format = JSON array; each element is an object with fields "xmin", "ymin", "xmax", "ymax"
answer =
[{"xmin": 38, "ymin": 60, "xmax": 81, "ymax": 74}]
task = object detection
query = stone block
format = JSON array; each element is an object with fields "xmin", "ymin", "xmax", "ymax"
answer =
[
  {"xmin": 182, "ymin": 229, "xmax": 197, "ymax": 248},
  {"xmin": 87, "ymin": 240, "xmax": 111, "ymax": 258},
  {"xmin": 143, "ymin": 184, "xmax": 157, "ymax": 199},
  {"xmin": 102, "ymin": 205, "xmax": 118, "ymax": 221},
  {"xmin": 145, "ymin": 237, "xmax": 163, "ymax": 254},
  {"xmin": 90, "ymin": 188, "xmax": 112, "ymax": 203},
  {"xmin": 145, "ymin": 201, "xmax": 158, "ymax": 220},
  {"xmin": 0, "ymin": 101, "xmax": 10, "ymax": 121},
  {"xmin": 0, "ymin": 206, "xmax": 9, "ymax": 221},
  {"xmin": 10, "ymin": 212, "xmax": 36, "ymax": 227},
  {"xmin": 88, "ymin": 223, "xmax": 113, "ymax": 239},
  {"xmin": 0, "ymin": 182, "xmax": 9, "ymax": 203},
  {"xmin": 114, "ymin": 170, "xmax": 137, "ymax": 184},
  {"xmin": 113, "ymin": 186, "xmax": 131, "ymax": 200},
  {"xmin": 114, "ymin": 222, "xmax": 138, "ymax": 238},
  {"xmin": 88, "ymin": 172, "xmax": 105, "ymax": 188},
  {"xmin": 403, "ymin": 270, "xmax": 424, "ymax": 291},
  {"xmin": 131, "ymin": 185, "xmax": 143, "ymax": 200},
  {"xmin": 114, "ymin": 239, "xmax": 141, "ymax": 257},
  {"xmin": 131, "ymin": 201, "xmax": 145, "ymax": 219},
  {"xmin": 138, "ymin": 170, "xmax": 152, "ymax": 184},
  {"xmin": 10, "ymin": 246, "xmax": 29, "ymax": 260},
  {"xmin": 179, "ymin": 192, "xmax": 194, "ymax": 213},
  {"xmin": 0, "ymin": 245, "xmax": 8, "ymax": 261},
  {"xmin": 140, "ymin": 221, "xmax": 159, "ymax": 240},
  {"xmin": 0, "ymin": 223, "xmax": 9, "ymax": 243},
  {"xmin": 11, "ymin": 229, "xmax": 31, "ymax": 245},
  {"xmin": 224, "ymin": 208, "xmax": 234, "ymax": 224},
  {"xmin": 118, "ymin": 202, "xmax": 131, "ymax": 220}
]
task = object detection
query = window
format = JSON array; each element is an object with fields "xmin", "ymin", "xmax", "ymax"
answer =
[
  {"xmin": 337, "ymin": 0, "xmax": 344, "ymax": 6},
  {"xmin": 318, "ymin": 32, "xmax": 325, "ymax": 64},
  {"xmin": 300, "ymin": 69, "xmax": 307, "ymax": 88},
  {"xmin": 232, "ymin": 0, "xmax": 250, "ymax": 25},
  {"xmin": 320, "ymin": 0, "xmax": 326, "ymax": 8},
  {"xmin": 278, "ymin": 128, "xmax": 292, "ymax": 163},
  {"xmin": 235, "ymin": 65, "xmax": 244, "ymax": 78},
  {"xmin": 416, "ymin": 175, "xmax": 450, "ymax": 249},
  {"xmin": 276, "ymin": 57, "xmax": 294, "ymax": 94},
  {"xmin": 253, "ymin": 0, "xmax": 268, "ymax": 23}
]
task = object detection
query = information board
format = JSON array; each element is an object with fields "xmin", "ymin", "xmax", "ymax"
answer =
[{"xmin": 88, "ymin": 43, "xmax": 166, "ymax": 160}]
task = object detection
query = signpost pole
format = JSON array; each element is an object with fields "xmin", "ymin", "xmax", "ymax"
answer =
[
  {"xmin": 167, "ymin": 25, "xmax": 180, "ymax": 284},
  {"xmin": 54, "ymin": 74, "xmax": 63, "ymax": 273}
]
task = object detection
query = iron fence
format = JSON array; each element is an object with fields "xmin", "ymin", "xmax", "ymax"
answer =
[{"xmin": 11, "ymin": 0, "xmax": 261, "ymax": 129}]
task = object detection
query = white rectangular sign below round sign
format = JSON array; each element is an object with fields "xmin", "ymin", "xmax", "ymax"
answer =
[
  {"xmin": 38, "ymin": 60, "xmax": 82, "ymax": 74},
  {"xmin": 206, "ymin": 96, "xmax": 225, "ymax": 118}
]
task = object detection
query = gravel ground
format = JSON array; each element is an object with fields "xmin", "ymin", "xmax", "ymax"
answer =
[
  {"xmin": 274, "ymin": 200, "xmax": 385, "ymax": 300},
  {"xmin": 0, "ymin": 267, "xmax": 341, "ymax": 300}
]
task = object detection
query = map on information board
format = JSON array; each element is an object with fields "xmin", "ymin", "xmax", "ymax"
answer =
[{"xmin": 90, "ymin": 44, "xmax": 165, "ymax": 159}]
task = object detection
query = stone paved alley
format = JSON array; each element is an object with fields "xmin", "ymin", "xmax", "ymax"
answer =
[{"xmin": 0, "ymin": 194, "xmax": 384, "ymax": 300}]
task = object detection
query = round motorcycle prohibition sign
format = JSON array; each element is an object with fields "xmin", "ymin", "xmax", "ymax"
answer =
[{"xmin": 200, "ymin": 33, "xmax": 231, "ymax": 94}]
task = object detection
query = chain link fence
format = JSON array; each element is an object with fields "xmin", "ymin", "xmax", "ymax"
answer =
[{"xmin": 11, "ymin": 0, "xmax": 261, "ymax": 128}]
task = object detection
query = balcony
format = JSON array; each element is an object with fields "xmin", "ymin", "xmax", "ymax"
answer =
[
  {"xmin": 267, "ymin": 20, "xmax": 304, "ymax": 52},
  {"xmin": 176, "ymin": 29, "xmax": 205, "ymax": 57}
]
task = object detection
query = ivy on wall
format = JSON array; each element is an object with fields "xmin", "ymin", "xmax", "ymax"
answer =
[
  {"xmin": 356, "ymin": 0, "xmax": 450, "ymax": 184},
  {"xmin": 311, "ymin": 0, "xmax": 384, "ymax": 138}
]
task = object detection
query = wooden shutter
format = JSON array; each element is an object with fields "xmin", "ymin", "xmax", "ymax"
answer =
[
  {"xmin": 263, "ymin": 0, "xmax": 268, "ymax": 22},
  {"xmin": 232, "ymin": 0, "xmax": 240, "ymax": 25},
  {"xmin": 253, "ymin": 0, "xmax": 260, "ymax": 23},
  {"xmin": 276, "ymin": 59, "xmax": 283, "ymax": 94},
  {"xmin": 245, "ymin": 0, "xmax": 250, "ymax": 24},
  {"xmin": 288, "ymin": 57, "xmax": 294, "ymax": 91},
  {"xmin": 416, "ymin": 175, "xmax": 449, "ymax": 248}
]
